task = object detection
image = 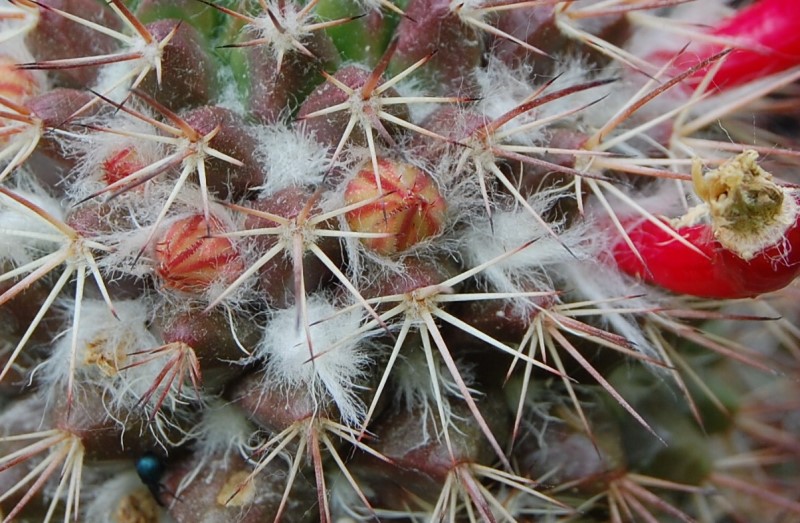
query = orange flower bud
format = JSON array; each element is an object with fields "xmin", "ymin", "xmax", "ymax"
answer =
[
  {"xmin": 155, "ymin": 214, "xmax": 244, "ymax": 293},
  {"xmin": 0, "ymin": 55, "xmax": 39, "ymax": 146},
  {"xmin": 345, "ymin": 159, "xmax": 446, "ymax": 256},
  {"xmin": 0, "ymin": 56, "xmax": 39, "ymax": 104}
]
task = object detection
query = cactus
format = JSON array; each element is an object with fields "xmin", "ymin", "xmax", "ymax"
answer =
[{"xmin": 2, "ymin": 0, "xmax": 800, "ymax": 521}]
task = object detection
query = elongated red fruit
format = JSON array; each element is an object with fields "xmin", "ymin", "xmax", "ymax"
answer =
[
  {"xmin": 651, "ymin": 0, "xmax": 800, "ymax": 90},
  {"xmin": 613, "ymin": 212, "xmax": 800, "ymax": 298},
  {"xmin": 612, "ymin": 151, "xmax": 800, "ymax": 299}
]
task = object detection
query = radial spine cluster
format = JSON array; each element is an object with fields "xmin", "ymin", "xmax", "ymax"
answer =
[{"xmin": 1, "ymin": 0, "xmax": 800, "ymax": 522}]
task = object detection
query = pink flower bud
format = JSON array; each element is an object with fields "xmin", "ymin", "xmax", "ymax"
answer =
[{"xmin": 0, "ymin": 56, "xmax": 39, "ymax": 110}]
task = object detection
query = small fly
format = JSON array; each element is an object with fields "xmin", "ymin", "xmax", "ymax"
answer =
[{"xmin": 136, "ymin": 452, "xmax": 167, "ymax": 506}]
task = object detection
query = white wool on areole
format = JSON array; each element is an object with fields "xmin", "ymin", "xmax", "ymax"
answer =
[
  {"xmin": 35, "ymin": 298, "xmax": 157, "ymax": 396},
  {"xmin": 460, "ymin": 190, "xmax": 597, "ymax": 295},
  {"xmin": 171, "ymin": 400, "xmax": 257, "ymax": 494},
  {"xmin": 252, "ymin": 123, "xmax": 331, "ymax": 195},
  {"xmin": 0, "ymin": 183, "xmax": 65, "ymax": 266},
  {"xmin": 257, "ymin": 294, "xmax": 372, "ymax": 425},
  {"xmin": 84, "ymin": 471, "xmax": 163, "ymax": 523}
]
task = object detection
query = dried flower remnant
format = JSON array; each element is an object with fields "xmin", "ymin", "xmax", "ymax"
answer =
[{"xmin": 612, "ymin": 151, "xmax": 800, "ymax": 298}]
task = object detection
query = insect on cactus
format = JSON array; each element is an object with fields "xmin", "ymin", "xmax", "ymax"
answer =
[{"xmin": 2, "ymin": 0, "xmax": 800, "ymax": 522}]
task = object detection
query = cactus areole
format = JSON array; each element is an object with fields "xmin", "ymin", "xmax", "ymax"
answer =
[{"xmin": 3, "ymin": 1, "xmax": 800, "ymax": 522}]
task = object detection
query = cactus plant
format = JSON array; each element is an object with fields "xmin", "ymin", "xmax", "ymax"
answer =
[{"xmin": 2, "ymin": 0, "xmax": 800, "ymax": 521}]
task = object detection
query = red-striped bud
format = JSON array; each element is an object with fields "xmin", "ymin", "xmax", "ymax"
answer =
[
  {"xmin": 100, "ymin": 146, "xmax": 145, "ymax": 186},
  {"xmin": 155, "ymin": 214, "xmax": 244, "ymax": 293},
  {"xmin": 344, "ymin": 159, "xmax": 446, "ymax": 256}
]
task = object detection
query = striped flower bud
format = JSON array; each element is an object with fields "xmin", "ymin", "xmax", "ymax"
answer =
[
  {"xmin": 100, "ymin": 146, "xmax": 145, "ymax": 186},
  {"xmin": 0, "ymin": 56, "xmax": 39, "ymax": 108},
  {"xmin": 344, "ymin": 159, "xmax": 446, "ymax": 256},
  {"xmin": 155, "ymin": 214, "xmax": 244, "ymax": 293}
]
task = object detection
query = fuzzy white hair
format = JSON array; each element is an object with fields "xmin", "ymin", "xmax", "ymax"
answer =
[
  {"xmin": 474, "ymin": 55, "xmax": 609, "ymax": 145},
  {"xmin": 252, "ymin": 123, "xmax": 331, "ymax": 195},
  {"xmin": 35, "ymin": 298, "xmax": 158, "ymax": 399},
  {"xmin": 256, "ymin": 294, "xmax": 373, "ymax": 425},
  {"xmin": 171, "ymin": 401, "xmax": 257, "ymax": 496},
  {"xmin": 0, "ymin": 183, "xmax": 65, "ymax": 267},
  {"xmin": 84, "ymin": 470, "xmax": 170, "ymax": 523},
  {"xmin": 460, "ymin": 189, "xmax": 598, "ymax": 296}
]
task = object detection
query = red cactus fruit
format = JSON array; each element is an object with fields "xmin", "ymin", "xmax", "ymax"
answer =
[
  {"xmin": 612, "ymin": 151, "xmax": 800, "ymax": 298},
  {"xmin": 649, "ymin": 0, "xmax": 800, "ymax": 90}
]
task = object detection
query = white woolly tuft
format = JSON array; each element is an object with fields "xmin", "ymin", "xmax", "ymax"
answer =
[
  {"xmin": 170, "ymin": 401, "xmax": 257, "ymax": 498},
  {"xmin": 91, "ymin": 35, "xmax": 163, "ymax": 102},
  {"xmin": 32, "ymin": 296, "xmax": 199, "ymax": 447},
  {"xmin": 85, "ymin": 470, "xmax": 170, "ymax": 523},
  {"xmin": 247, "ymin": 1, "xmax": 313, "ymax": 57},
  {"xmin": 93, "ymin": 60, "xmax": 139, "ymax": 103},
  {"xmin": 474, "ymin": 58, "xmax": 540, "ymax": 123},
  {"xmin": 535, "ymin": 54, "xmax": 609, "ymax": 121},
  {"xmin": 389, "ymin": 346, "xmax": 470, "ymax": 432},
  {"xmin": 35, "ymin": 298, "xmax": 158, "ymax": 397},
  {"xmin": 394, "ymin": 77, "xmax": 440, "ymax": 124},
  {"xmin": 193, "ymin": 401, "xmax": 255, "ymax": 463},
  {"xmin": 562, "ymin": 262, "xmax": 659, "ymax": 360},
  {"xmin": 256, "ymin": 294, "xmax": 373, "ymax": 425},
  {"xmin": 252, "ymin": 123, "xmax": 331, "ymax": 194},
  {"xmin": 460, "ymin": 190, "xmax": 597, "ymax": 295},
  {"xmin": 0, "ymin": 395, "xmax": 47, "ymax": 435},
  {"xmin": 474, "ymin": 56, "xmax": 607, "ymax": 145},
  {"xmin": 215, "ymin": 65, "xmax": 246, "ymax": 115},
  {"xmin": 0, "ymin": 183, "xmax": 65, "ymax": 266}
]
